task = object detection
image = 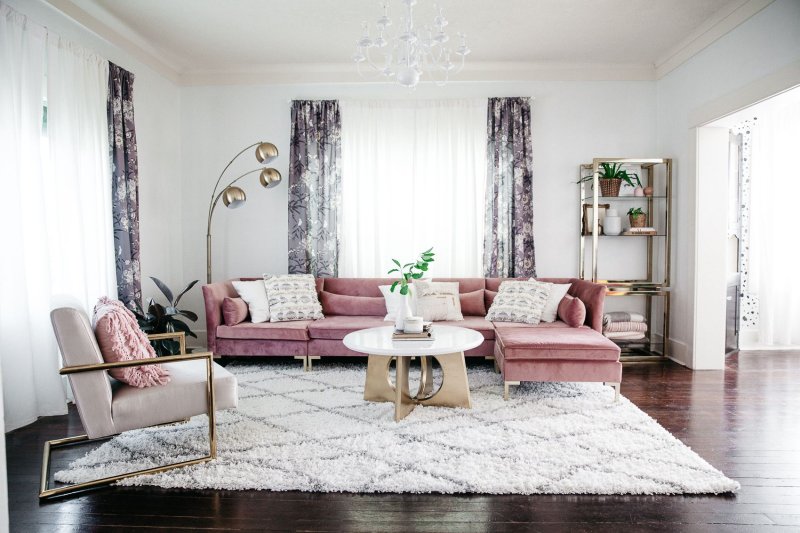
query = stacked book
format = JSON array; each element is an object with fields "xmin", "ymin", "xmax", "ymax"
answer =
[
  {"xmin": 392, "ymin": 323, "xmax": 435, "ymax": 341},
  {"xmin": 623, "ymin": 227, "xmax": 657, "ymax": 236}
]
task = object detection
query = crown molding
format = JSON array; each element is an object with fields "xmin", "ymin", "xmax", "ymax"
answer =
[
  {"xmin": 180, "ymin": 61, "xmax": 657, "ymax": 86},
  {"xmin": 44, "ymin": 0, "xmax": 182, "ymax": 84},
  {"xmin": 655, "ymin": 0, "xmax": 774, "ymax": 79}
]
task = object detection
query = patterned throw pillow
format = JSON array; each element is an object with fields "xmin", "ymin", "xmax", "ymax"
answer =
[
  {"xmin": 264, "ymin": 274, "xmax": 324, "ymax": 322},
  {"xmin": 414, "ymin": 281, "xmax": 463, "ymax": 321},
  {"xmin": 486, "ymin": 280, "xmax": 552, "ymax": 324}
]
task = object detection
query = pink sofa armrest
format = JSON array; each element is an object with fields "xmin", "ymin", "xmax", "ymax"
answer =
[
  {"xmin": 568, "ymin": 279, "xmax": 606, "ymax": 333},
  {"xmin": 202, "ymin": 281, "xmax": 238, "ymax": 354}
]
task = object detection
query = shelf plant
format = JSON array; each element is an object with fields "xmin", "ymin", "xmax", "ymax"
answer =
[
  {"xmin": 581, "ymin": 162, "xmax": 641, "ymax": 197},
  {"xmin": 627, "ymin": 207, "xmax": 647, "ymax": 228}
]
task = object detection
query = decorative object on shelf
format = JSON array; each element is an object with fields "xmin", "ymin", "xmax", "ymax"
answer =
[
  {"xmin": 627, "ymin": 207, "xmax": 647, "ymax": 228},
  {"xmin": 351, "ymin": 0, "xmax": 470, "ymax": 88},
  {"xmin": 580, "ymin": 162, "xmax": 641, "ymax": 197},
  {"xmin": 644, "ymin": 186, "xmax": 654, "ymax": 197},
  {"xmin": 603, "ymin": 209, "xmax": 623, "ymax": 236},
  {"xmin": 387, "ymin": 247, "xmax": 435, "ymax": 330},
  {"xmin": 206, "ymin": 142, "xmax": 280, "ymax": 283},
  {"xmin": 132, "ymin": 277, "xmax": 199, "ymax": 355},
  {"xmin": 634, "ymin": 186, "xmax": 644, "ymax": 197},
  {"xmin": 582, "ymin": 203, "xmax": 610, "ymax": 235},
  {"xmin": 624, "ymin": 227, "xmax": 657, "ymax": 236}
]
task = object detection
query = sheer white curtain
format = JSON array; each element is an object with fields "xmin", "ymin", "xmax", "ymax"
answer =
[
  {"xmin": 0, "ymin": 5, "xmax": 115, "ymax": 431},
  {"xmin": 339, "ymin": 99, "xmax": 487, "ymax": 277},
  {"xmin": 749, "ymin": 93, "xmax": 800, "ymax": 346}
]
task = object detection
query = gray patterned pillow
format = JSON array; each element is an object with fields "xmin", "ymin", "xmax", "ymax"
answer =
[
  {"xmin": 263, "ymin": 274, "xmax": 324, "ymax": 322},
  {"xmin": 486, "ymin": 280, "xmax": 552, "ymax": 324}
]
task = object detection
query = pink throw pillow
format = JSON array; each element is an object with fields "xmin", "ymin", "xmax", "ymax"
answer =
[
  {"xmin": 93, "ymin": 297, "xmax": 170, "ymax": 388},
  {"xmin": 485, "ymin": 290, "xmax": 498, "ymax": 310},
  {"xmin": 460, "ymin": 290, "xmax": 486, "ymax": 316},
  {"xmin": 558, "ymin": 295, "xmax": 586, "ymax": 328},
  {"xmin": 222, "ymin": 297, "xmax": 249, "ymax": 325}
]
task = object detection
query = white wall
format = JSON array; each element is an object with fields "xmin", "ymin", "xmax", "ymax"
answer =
[
  {"xmin": 3, "ymin": 0, "xmax": 184, "ymax": 309},
  {"xmin": 656, "ymin": 0, "xmax": 800, "ymax": 368},
  {"xmin": 181, "ymin": 81, "xmax": 656, "ymax": 335}
]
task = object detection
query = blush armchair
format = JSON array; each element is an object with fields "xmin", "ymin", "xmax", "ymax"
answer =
[{"xmin": 40, "ymin": 307, "xmax": 238, "ymax": 499}]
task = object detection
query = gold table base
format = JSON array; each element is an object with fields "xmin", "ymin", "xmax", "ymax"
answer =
[{"xmin": 364, "ymin": 352, "xmax": 472, "ymax": 421}]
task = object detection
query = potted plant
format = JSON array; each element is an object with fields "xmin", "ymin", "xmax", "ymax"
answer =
[
  {"xmin": 581, "ymin": 162, "xmax": 641, "ymax": 197},
  {"xmin": 132, "ymin": 277, "xmax": 200, "ymax": 355},
  {"xmin": 387, "ymin": 247, "xmax": 435, "ymax": 330},
  {"xmin": 627, "ymin": 207, "xmax": 647, "ymax": 228}
]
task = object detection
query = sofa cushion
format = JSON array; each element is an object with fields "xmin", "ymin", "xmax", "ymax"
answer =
[
  {"xmin": 222, "ymin": 297, "xmax": 249, "ymax": 326},
  {"xmin": 320, "ymin": 278, "xmax": 393, "ymax": 297},
  {"xmin": 558, "ymin": 295, "xmax": 586, "ymax": 327},
  {"xmin": 308, "ymin": 316, "xmax": 387, "ymax": 340},
  {"xmin": 460, "ymin": 290, "xmax": 486, "ymax": 316},
  {"xmin": 217, "ymin": 320, "xmax": 313, "ymax": 342},
  {"xmin": 320, "ymin": 291, "xmax": 386, "ymax": 316},
  {"xmin": 492, "ymin": 320, "xmax": 570, "ymax": 329},
  {"xmin": 435, "ymin": 317, "xmax": 495, "ymax": 340},
  {"xmin": 496, "ymin": 327, "xmax": 620, "ymax": 361}
]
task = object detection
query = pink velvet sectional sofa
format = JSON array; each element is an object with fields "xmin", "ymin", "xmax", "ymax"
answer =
[{"xmin": 202, "ymin": 277, "xmax": 622, "ymax": 400}]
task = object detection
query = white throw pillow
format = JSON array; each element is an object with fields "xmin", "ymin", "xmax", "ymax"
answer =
[
  {"xmin": 414, "ymin": 281, "xmax": 463, "ymax": 321},
  {"xmin": 231, "ymin": 280, "xmax": 270, "ymax": 323},
  {"xmin": 264, "ymin": 274, "xmax": 324, "ymax": 322},
  {"xmin": 379, "ymin": 284, "xmax": 417, "ymax": 321},
  {"xmin": 486, "ymin": 279, "xmax": 552, "ymax": 325},
  {"xmin": 538, "ymin": 282, "xmax": 571, "ymax": 323}
]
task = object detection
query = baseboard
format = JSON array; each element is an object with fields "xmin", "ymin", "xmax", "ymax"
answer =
[{"xmin": 667, "ymin": 337, "xmax": 691, "ymax": 367}]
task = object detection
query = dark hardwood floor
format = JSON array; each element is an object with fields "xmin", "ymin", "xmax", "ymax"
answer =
[{"xmin": 7, "ymin": 351, "xmax": 800, "ymax": 532}]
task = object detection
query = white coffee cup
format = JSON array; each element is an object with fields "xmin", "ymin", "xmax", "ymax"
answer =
[{"xmin": 404, "ymin": 316, "xmax": 424, "ymax": 333}]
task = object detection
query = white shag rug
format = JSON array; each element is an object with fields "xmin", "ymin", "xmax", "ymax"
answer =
[{"xmin": 56, "ymin": 362, "xmax": 739, "ymax": 495}]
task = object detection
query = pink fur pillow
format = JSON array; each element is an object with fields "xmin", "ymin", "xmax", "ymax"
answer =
[
  {"xmin": 557, "ymin": 295, "xmax": 587, "ymax": 328},
  {"xmin": 222, "ymin": 297, "xmax": 249, "ymax": 325},
  {"xmin": 93, "ymin": 298, "xmax": 170, "ymax": 388}
]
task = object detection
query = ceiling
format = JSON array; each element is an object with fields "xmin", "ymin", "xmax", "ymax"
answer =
[{"xmin": 63, "ymin": 0, "xmax": 760, "ymax": 84}]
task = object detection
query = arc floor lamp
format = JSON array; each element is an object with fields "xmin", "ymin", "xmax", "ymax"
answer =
[{"xmin": 206, "ymin": 142, "xmax": 281, "ymax": 283}]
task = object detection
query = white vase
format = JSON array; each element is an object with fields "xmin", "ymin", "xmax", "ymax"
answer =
[
  {"xmin": 394, "ymin": 293, "xmax": 413, "ymax": 331},
  {"xmin": 603, "ymin": 209, "xmax": 622, "ymax": 236}
]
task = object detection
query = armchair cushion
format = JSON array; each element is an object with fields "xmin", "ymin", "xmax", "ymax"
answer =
[
  {"xmin": 111, "ymin": 359, "xmax": 238, "ymax": 433},
  {"xmin": 93, "ymin": 298, "xmax": 170, "ymax": 388}
]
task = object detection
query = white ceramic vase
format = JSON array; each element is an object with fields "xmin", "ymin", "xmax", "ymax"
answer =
[
  {"xmin": 394, "ymin": 293, "xmax": 413, "ymax": 331},
  {"xmin": 603, "ymin": 209, "xmax": 622, "ymax": 235}
]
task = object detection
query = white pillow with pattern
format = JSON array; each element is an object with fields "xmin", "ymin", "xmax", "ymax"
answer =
[
  {"xmin": 414, "ymin": 281, "xmax": 463, "ymax": 321},
  {"xmin": 263, "ymin": 274, "xmax": 324, "ymax": 322},
  {"xmin": 486, "ymin": 279, "xmax": 552, "ymax": 324}
]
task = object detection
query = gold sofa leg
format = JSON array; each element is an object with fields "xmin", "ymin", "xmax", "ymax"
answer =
[
  {"xmin": 307, "ymin": 356, "xmax": 321, "ymax": 371},
  {"xmin": 606, "ymin": 382, "xmax": 621, "ymax": 403},
  {"xmin": 504, "ymin": 381, "xmax": 520, "ymax": 401},
  {"xmin": 294, "ymin": 355, "xmax": 308, "ymax": 371}
]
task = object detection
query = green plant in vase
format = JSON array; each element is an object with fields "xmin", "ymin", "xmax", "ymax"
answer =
[
  {"xmin": 580, "ymin": 162, "xmax": 641, "ymax": 197},
  {"xmin": 386, "ymin": 247, "xmax": 435, "ymax": 330},
  {"xmin": 132, "ymin": 277, "xmax": 199, "ymax": 355}
]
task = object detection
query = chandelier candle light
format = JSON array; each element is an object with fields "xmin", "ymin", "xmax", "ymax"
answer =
[
  {"xmin": 352, "ymin": 0, "xmax": 470, "ymax": 88},
  {"xmin": 206, "ymin": 142, "xmax": 281, "ymax": 284}
]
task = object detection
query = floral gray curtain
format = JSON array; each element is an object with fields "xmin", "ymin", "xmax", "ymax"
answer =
[
  {"xmin": 288, "ymin": 100, "xmax": 342, "ymax": 277},
  {"xmin": 484, "ymin": 97, "xmax": 536, "ymax": 277},
  {"xmin": 108, "ymin": 62, "xmax": 141, "ymax": 308}
]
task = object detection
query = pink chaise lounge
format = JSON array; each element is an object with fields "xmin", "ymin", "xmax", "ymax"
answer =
[{"xmin": 203, "ymin": 277, "xmax": 622, "ymax": 400}]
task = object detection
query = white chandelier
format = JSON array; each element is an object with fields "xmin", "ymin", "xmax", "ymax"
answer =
[{"xmin": 352, "ymin": 0, "xmax": 470, "ymax": 88}]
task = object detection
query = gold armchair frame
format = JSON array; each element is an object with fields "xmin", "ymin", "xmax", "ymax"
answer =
[{"xmin": 39, "ymin": 332, "xmax": 217, "ymax": 499}]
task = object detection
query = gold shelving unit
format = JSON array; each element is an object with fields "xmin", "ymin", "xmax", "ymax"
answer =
[{"xmin": 578, "ymin": 158, "xmax": 672, "ymax": 360}]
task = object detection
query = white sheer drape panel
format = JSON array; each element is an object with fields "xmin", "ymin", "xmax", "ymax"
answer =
[
  {"xmin": 748, "ymin": 96, "xmax": 800, "ymax": 346},
  {"xmin": 339, "ymin": 99, "xmax": 487, "ymax": 277},
  {"xmin": 0, "ymin": 6, "xmax": 114, "ymax": 431}
]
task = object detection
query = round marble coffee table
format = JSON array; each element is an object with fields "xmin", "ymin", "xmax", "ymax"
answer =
[{"xmin": 343, "ymin": 325, "xmax": 484, "ymax": 421}]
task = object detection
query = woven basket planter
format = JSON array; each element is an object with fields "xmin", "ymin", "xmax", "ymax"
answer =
[
  {"xmin": 629, "ymin": 214, "xmax": 647, "ymax": 228},
  {"xmin": 599, "ymin": 178, "xmax": 621, "ymax": 197}
]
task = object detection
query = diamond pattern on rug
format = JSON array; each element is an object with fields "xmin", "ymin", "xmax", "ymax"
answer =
[{"xmin": 54, "ymin": 362, "xmax": 740, "ymax": 495}]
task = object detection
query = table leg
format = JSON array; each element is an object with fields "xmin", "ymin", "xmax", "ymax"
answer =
[
  {"xmin": 364, "ymin": 355, "xmax": 394, "ymax": 402},
  {"xmin": 416, "ymin": 356, "xmax": 434, "ymax": 399},
  {"xmin": 418, "ymin": 352, "xmax": 472, "ymax": 409},
  {"xmin": 394, "ymin": 355, "xmax": 416, "ymax": 421}
]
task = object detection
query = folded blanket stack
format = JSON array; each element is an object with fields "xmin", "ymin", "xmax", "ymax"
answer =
[{"xmin": 603, "ymin": 311, "xmax": 647, "ymax": 340}]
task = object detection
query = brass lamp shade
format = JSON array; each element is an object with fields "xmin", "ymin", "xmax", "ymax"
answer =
[
  {"xmin": 259, "ymin": 168, "xmax": 282, "ymax": 189},
  {"xmin": 255, "ymin": 142, "xmax": 279, "ymax": 163},
  {"xmin": 222, "ymin": 186, "xmax": 247, "ymax": 208}
]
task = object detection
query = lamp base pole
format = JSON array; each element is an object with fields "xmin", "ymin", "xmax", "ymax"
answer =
[{"xmin": 206, "ymin": 233, "xmax": 212, "ymax": 284}]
